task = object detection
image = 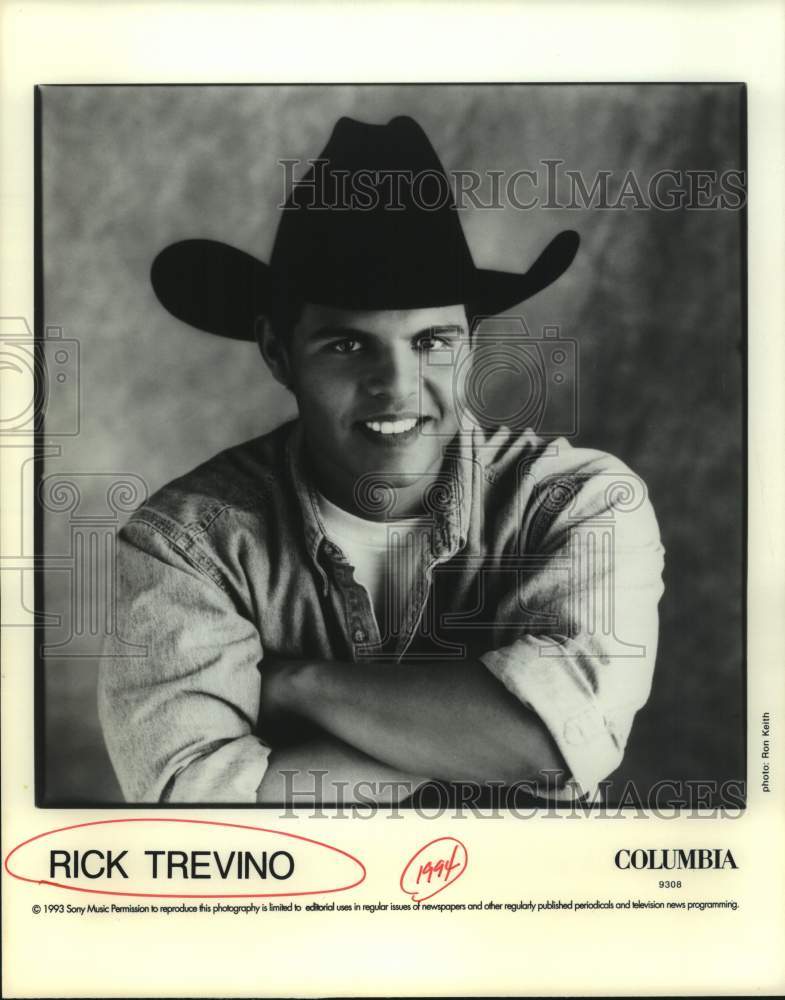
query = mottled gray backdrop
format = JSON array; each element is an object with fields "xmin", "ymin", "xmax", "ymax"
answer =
[{"xmin": 40, "ymin": 84, "xmax": 744, "ymax": 804}]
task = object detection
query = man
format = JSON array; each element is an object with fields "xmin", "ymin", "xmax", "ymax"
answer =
[{"xmin": 98, "ymin": 115, "xmax": 664, "ymax": 805}]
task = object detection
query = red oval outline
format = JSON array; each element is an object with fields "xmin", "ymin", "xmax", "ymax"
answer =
[
  {"xmin": 4, "ymin": 817, "xmax": 366, "ymax": 899},
  {"xmin": 399, "ymin": 835, "xmax": 467, "ymax": 902}
]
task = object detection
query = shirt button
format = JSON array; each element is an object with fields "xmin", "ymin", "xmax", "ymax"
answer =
[{"xmin": 353, "ymin": 628, "xmax": 367, "ymax": 643}]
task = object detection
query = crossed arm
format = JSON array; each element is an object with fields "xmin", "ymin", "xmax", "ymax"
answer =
[
  {"xmin": 100, "ymin": 522, "xmax": 568, "ymax": 804},
  {"xmin": 255, "ymin": 657, "xmax": 567, "ymax": 803},
  {"xmin": 101, "ymin": 455, "xmax": 663, "ymax": 805}
]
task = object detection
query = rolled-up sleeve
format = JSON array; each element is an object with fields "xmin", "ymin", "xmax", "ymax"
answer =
[
  {"xmin": 98, "ymin": 516, "xmax": 270, "ymax": 803},
  {"xmin": 479, "ymin": 451, "xmax": 665, "ymax": 798}
]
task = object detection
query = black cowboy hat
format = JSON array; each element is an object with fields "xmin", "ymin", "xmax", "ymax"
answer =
[{"xmin": 151, "ymin": 115, "xmax": 579, "ymax": 340}]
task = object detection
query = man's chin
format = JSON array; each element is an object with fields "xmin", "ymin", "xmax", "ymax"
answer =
[
  {"xmin": 353, "ymin": 442, "xmax": 446, "ymax": 485},
  {"xmin": 347, "ymin": 444, "xmax": 452, "ymax": 513}
]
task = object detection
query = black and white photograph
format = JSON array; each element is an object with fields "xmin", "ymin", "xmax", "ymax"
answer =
[
  {"xmin": 5, "ymin": 2, "xmax": 785, "ymax": 996},
  {"xmin": 36, "ymin": 83, "xmax": 745, "ymax": 810}
]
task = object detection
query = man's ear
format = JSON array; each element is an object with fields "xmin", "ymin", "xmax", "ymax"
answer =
[{"xmin": 256, "ymin": 316, "xmax": 293, "ymax": 390}]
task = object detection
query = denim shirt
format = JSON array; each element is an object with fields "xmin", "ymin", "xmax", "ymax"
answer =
[{"xmin": 98, "ymin": 419, "xmax": 665, "ymax": 803}]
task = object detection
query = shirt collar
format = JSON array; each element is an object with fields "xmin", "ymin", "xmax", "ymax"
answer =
[
  {"xmin": 285, "ymin": 420, "xmax": 473, "ymax": 579},
  {"xmin": 285, "ymin": 422, "xmax": 331, "ymax": 590}
]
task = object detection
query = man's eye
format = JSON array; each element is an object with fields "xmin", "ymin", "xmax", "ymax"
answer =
[
  {"xmin": 416, "ymin": 335, "xmax": 451, "ymax": 352},
  {"xmin": 330, "ymin": 339, "xmax": 362, "ymax": 354}
]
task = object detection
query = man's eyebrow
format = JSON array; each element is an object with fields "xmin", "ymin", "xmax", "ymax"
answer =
[
  {"xmin": 308, "ymin": 323, "xmax": 466, "ymax": 341},
  {"xmin": 424, "ymin": 324, "xmax": 465, "ymax": 337}
]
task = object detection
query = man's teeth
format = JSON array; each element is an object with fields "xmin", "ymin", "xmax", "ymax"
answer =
[{"xmin": 365, "ymin": 417, "xmax": 419, "ymax": 435}]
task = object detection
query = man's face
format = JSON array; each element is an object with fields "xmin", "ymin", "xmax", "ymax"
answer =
[{"xmin": 273, "ymin": 302, "xmax": 471, "ymax": 514}]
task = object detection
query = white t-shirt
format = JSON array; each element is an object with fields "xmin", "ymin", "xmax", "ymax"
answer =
[{"xmin": 316, "ymin": 492, "xmax": 433, "ymax": 636}]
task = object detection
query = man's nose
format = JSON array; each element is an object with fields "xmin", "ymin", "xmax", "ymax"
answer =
[{"xmin": 364, "ymin": 347, "xmax": 418, "ymax": 401}]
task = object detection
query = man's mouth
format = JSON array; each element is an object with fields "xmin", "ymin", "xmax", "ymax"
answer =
[{"xmin": 356, "ymin": 415, "xmax": 431, "ymax": 445}]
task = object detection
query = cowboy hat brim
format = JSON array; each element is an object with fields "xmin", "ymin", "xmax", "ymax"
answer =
[{"xmin": 150, "ymin": 229, "xmax": 580, "ymax": 341}]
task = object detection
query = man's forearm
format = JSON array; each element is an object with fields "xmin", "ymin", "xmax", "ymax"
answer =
[{"xmin": 271, "ymin": 659, "xmax": 567, "ymax": 785}]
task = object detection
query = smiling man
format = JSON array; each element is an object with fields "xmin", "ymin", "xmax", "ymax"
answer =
[{"xmin": 98, "ymin": 116, "xmax": 665, "ymax": 806}]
